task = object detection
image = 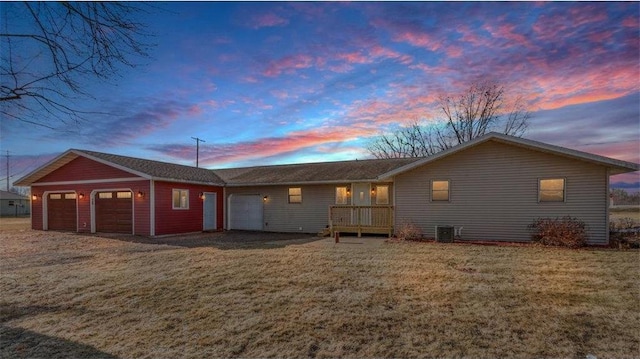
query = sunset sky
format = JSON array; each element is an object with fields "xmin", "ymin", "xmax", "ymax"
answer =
[{"xmin": 1, "ymin": 2, "xmax": 638, "ymax": 190}]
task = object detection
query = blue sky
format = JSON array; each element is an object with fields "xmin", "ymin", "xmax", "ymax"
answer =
[{"xmin": 1, "ymin": 2, "xmax": 638, "ymax": 189}]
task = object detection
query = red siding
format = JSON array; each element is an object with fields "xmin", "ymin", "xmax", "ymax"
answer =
[
  {"xmin": 39, "ymin": 157, "xmax": 136, "ymax": 182},
  {"xmin": 31, "ymin": 180, "xmax": 151, "ymax": 235},
  {"xmin": 154, "ymin": 181, "xmax": 224, "ymax": 235}
]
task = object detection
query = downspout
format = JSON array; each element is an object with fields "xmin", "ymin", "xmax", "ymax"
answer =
[
  {"xmin": 605, "ymin": 168, "xmax": 610, "ymax": 245},
  {"xmin": 223, "ymin": 186, "xmax": 227, "ymax": 230},
  {"xmin": 150, "ymin": 179, "xmax": 155, "ymax": 236}
]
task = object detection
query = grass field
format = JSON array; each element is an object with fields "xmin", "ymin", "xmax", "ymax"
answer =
[{"xmin": 1, "ymin": 218, "xmax": 639, "ymax": 358}]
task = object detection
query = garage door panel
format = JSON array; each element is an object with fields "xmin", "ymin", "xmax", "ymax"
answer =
[
  {"xmin": 47, "ymin": 193, "xmax": 77, "ymax": 231},
  {"xmin": 230, "ymin": 195, "xmax": 263, "ymax": 231},
  {"xmin": 96, "ymin": 191, "xmax": 132, "ymax": 233}
]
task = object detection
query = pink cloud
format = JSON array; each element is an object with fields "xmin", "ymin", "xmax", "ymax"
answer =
[
  {"xmin": 263, "ymin": 54, "xmax": 314, "ymax": 77},
  {"xmin": 337, "ymin": 51, "xmax": 371, "ymax": 64},
  {"xmin": 622, "ymin": 16, "xmax": 638, "ymax": 28},
  {"xmin": 393, "ymin": 31, "xmax": 441, "ymax": 52},
  {"xmin": 197, "ymin": 127, "xmax": 374, "ymax": 166},
  {"xmin": 251, "ymin": 13, "xmax": 289, "ymax": 29}
]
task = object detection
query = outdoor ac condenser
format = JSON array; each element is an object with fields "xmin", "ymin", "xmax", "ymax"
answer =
[{"xmin": 435, "ymin": 225, "xmax": 454, "ymax": 242}]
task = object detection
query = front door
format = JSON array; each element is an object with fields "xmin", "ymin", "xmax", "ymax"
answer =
[
  {"xmin": 352, "ymin": 183, "xmax": 371, "ymax": 225},
  {"xmin": 203, "ymin": 192, "xmax": 217, "ymax": 231}
]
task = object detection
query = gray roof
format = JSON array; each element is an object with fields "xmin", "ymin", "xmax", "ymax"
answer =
[
  {"xmin": 214, "ymin": 157, "xmax": 421, "ymax": 186},
  {"xmin": 381, "ymin": 132, "xmax": 640, "ymax": 179},
  {"xmin": 14, "ymin": 133, "xmax": 639, "ymax": 188},
  {"xmin": 15, "ymin": 149, "xmax": 225, "ymax": 186},
  {"xmin": 0, "ymin": 190, "xmax": 29, "ymax": 200}
]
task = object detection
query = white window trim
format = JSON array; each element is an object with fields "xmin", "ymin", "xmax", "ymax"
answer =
[
  {"xmin": 335, "ymin": 186, "xmax": 349, "ymax": 205},
  {"xmin": 375, "ymin": 185, "xmax": 389, "ymax": 205},
  {"xmin": 538, "ymin": 178, "xmax": 566, "ymax": 203},
  {"xmin": 430, "ymin": 179, "xmax": 450, "ymax": 202},
  {"xmin": 173, "ymin": 189, "xmax": 190, "ymax": 210},
  {"xmin": 288, "ymin": 187, "xmax": 302, "ymax": 204}
]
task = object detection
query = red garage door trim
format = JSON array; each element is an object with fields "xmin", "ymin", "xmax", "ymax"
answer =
[
  {"xmin": 44, "ymin": 191, "xmax": 77, "ymax": 231},
  {"xmin": 91, "ymin": 188, "xmax": 135, "ymax": 235}
]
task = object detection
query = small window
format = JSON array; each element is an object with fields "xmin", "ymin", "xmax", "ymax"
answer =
[
  {"xmin": 65, "ymin": 193, "xmax": 76, "ymax": 200},
  {"xmin": 98, "ymin": 192, "xmax": 113, "ymax": 199},
  {"xmin": 8, "ymin": 200, "xmax": 14, "ymax": 206},
  {"xmin": 173, "ymin": 189, "xmax": 189, "ymax": 209},
  {"xmin": 117, "ymin": 191, "xmax": 132, "ymax": 199},
  {"xmin": 539, "ymin": 178, "xmax": 565, "ymax": 202},
  {"xmin": 376, "ymin": 185, "xmax": 389, "ymax": 205},
  {"xmin": 335, "ymin": 187, "xmax": 348, "ymax": 205},
  {"xmin": 49, "ymin": 194, "xmax": 62, "ymax": 200},
  {"xmin": 288, "ymin": 187, "xmax": 302, "ymax": 204},
  {"xmin": 431, "ymin": 180, "xmax": 450, "ymax": 202}
]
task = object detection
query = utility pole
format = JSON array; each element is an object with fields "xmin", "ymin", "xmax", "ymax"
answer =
[
  {"xmin": 191, "ymin": 137, "xmax": 206, "ymax": 168},
  {"xmin": 5, "ymin": 151, "xmax": 9, "ymax": 191}
]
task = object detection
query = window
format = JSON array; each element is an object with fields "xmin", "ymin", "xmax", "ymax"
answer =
[
  {"xmin": 50, "ymin": 194, "xmax": 62, "ymax": 200},
  {"xmin": 117, "ymin": 191, "xmax": 132, "ymax": 199},
  {"xmin": 98, "ymin": 192, "xmax": 113, "ymax": 199},
  {"xmin": 288, "ymin": 187, "xmax": 302, "ymax": 204},
  {"xmin": 8, "ymin": 200, "xmax": 14, "ymax": 206},
  {"xmin": 431, "ymin": 180, "xmax": 450, "ymax": 201},
  {"xmin": 65, "ymin": 193, "xmax": 76, "ymax": 200},
  {"xmin": 173, "ymin": 189, "xmax": 189, "ymax": 209},
  {"xmin": 335, "ymin": 186, "xmax": 348, "ymax": 205},
  {"xmin": 539, "ymin": 178, "xmax": 565, "ymax": 202},
  {"xmin": 376, "ymin": 185, "xmax": 389, "ymax": 205}
]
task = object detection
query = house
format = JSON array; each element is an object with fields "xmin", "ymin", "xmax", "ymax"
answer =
[
  {"xmin": 0, "ymin": 190, "xmax": 30, "ymax": 217},
  {"xmin": 15, "ymin": 133, "xmax": 639, "ymax": 244},
  {"xmin": 14, "ymin": 149, "xmax": 225, "ymax": 236},
  {"xmin": 215, "ymin": 157, "xmax": 419, "ymax": 236}
]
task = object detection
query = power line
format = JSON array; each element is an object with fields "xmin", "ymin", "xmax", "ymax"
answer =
[{"xmin": 5, "ymin": 151, "xmax": 9, "ymax": 191}]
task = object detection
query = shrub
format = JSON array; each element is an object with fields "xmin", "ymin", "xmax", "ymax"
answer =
[
  {"xmin": 528, "ymin": 216, "xmax": 588, "ymax": 248},
  {"xmin": 609, "ymin": 217, "xmax": 640, "ymax": 249},
  {"xmin": 397, "ymin": 220, "xmax": 423, "ymax": 241}
]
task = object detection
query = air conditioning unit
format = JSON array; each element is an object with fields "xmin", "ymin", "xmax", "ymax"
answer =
[{"xmin": 435, "ymin": 225, "xmax": 454, "ymax": 243}]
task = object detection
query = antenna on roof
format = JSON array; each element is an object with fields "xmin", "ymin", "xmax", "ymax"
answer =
[{"xmin": 191, "ymin": 137, "xmax": 206, "ymax": 168}]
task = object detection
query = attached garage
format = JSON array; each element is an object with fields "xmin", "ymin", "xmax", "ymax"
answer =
[
  {"xmin": 229, "ymin": 194, "xmax": 263, "ymax": 230},
  {"xmin": 95, "ymin": 190, "xmax": 133, "ymax": 233},
  {"xmin": 47, "ymin": 192, "xmax": 77, "ymax": 231}
]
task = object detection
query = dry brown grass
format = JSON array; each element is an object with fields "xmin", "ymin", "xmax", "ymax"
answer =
[{"xmin": 1, "ymin": 218, "xmax": 639, "ymax": 358}]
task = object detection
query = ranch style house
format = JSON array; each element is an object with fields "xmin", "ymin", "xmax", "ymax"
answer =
[{"xmin": 15, "ymin": 133, "xmax": 639, "ymax": 245}]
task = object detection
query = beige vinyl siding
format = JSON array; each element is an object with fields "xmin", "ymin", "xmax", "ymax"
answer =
[
  {"xmin": 394, "ymin": 141, "xmax": 609, "ymax": 244},
  {"xmin": 225, "ymin": 183, "xmax": 394, "ymax": 234},
  {"xmin": 225, "ymin": 184, "xmax": 336, "ymax": 233}
]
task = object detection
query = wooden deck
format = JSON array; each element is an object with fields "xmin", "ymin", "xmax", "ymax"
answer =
[{"xmin": 329, "ymin": 205, "xmax": 394, "ymax": 237}]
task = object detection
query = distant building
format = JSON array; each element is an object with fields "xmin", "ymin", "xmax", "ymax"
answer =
[{"xmin": 0, "ymin": 190, "xmax": 30, "ymax": 217}]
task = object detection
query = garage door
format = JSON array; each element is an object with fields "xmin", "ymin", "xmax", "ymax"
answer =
[
  {"xmin": 229, "ymin": 195, "xmax": 263, "ymax": 230},
  {"xmin": 96, "ymin": 191, "xmax": 133, "ymax": 233},
  {"xmin": 47, "ymin": 193, "xmax": 77, "ymax": 231}
]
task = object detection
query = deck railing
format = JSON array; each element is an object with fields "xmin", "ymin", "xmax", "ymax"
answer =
[{"xmin": 329, "ymin": 205, "xmax": 394, "ymax": 237}]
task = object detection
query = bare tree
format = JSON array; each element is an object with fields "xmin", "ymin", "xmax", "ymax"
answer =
[
  {"xmin": 438, "ymin": 79, "xmax": 529, "ymax": 146},
  {"xmin": 367, "ymin": 121, "xmax": 446, "ymax": 158},
  {"xmin": 1, "ymin": 2, "xmax": 153, "ymax": 129},
  {"xmin": 368, "ymin": 79, "xmax": 531, "ymax": 159}
]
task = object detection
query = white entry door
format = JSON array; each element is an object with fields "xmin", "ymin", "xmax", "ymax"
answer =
[
  {"xmin": 351, "ymin": 183, "xmax": 371, "ymax": 225},
  {"xmin": 203, "ymin": 192, "xmax": 217, "ymax": 231}
]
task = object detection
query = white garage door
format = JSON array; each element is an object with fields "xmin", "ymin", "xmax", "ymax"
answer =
[{"xmin": 229, "ymin": 195, "xmax": 263, "ymax": 230}]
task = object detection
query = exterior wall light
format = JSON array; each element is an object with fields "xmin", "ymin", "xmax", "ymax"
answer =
[
  {"xmin": 32, "ymin": 194, "xmax": 38, "ymax": 201},
  {"xmin": 137, "ymin": 191, "xmax": 145, "ymax": 198},
  {"xmin": 263, "ymin": 195, "xmax": 268, "ymax": 202},
  {"xmin": 199, "ymin": 192, "xmax": 204, "ymax": 200},
  {"xmin": 79, "ymin": 193, "xmax": 85, "ymax": 199}
]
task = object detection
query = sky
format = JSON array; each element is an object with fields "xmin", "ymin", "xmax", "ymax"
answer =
[{"xmin": 1, "ymin": 2, "xmax": 639, "ymax": 190}]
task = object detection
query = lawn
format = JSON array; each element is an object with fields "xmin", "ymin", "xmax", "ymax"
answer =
[{"xmin": 1, "ymin": 218, "xmax": 638, "ymax": 358}]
